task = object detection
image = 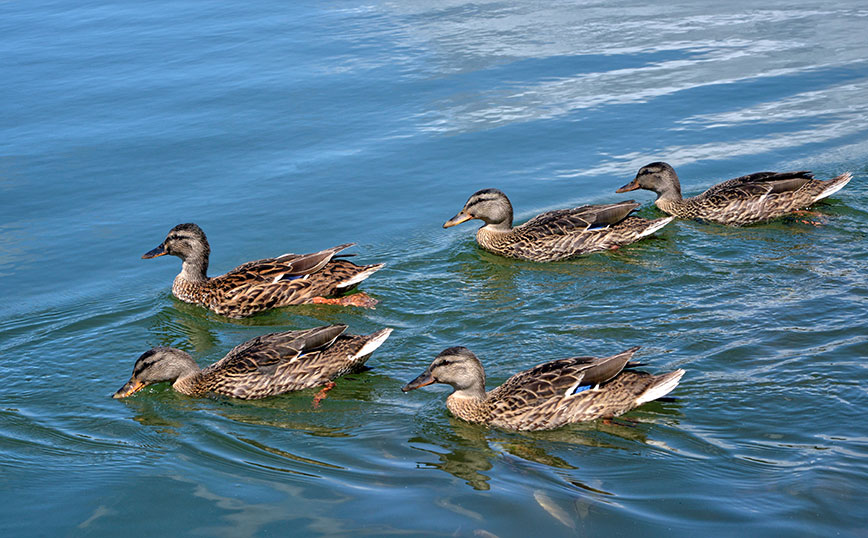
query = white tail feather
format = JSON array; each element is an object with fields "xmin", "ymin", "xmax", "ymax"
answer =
[
  {"xmin": 637, "ymin": 217, "xmax": 675, "ymax": 239},
  {"xmin": 635, "ymin": 369, "xmax": 684, "ymax": 405},
  {"xmin": 813, "ymin": 172, "xmax": 852, "ymax": 202},
  {"xmin": 337, "ymin": 264, "xmax": 385, "ymax": 289},
  {"xmin": 352, "ymin": 328, "xmax": 393, "ymax": 360}
]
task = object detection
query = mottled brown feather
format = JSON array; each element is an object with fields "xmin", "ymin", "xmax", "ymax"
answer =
[
  {"xmin": 151, "ymin": 326, "xmax": 391, "ymax": 400},
  {"xmin": 625, "ymin": 163, "xmax": 852, "ymax": 226},
  {"xmin": 446, "ymin": 190, "xmax": 672, "ymax": 262},
  {"xmin": 405, "ymin": 347, "xmax": 684, "ymax": 431},
  {"xmin": 146, "ymin": 224, "xmax": 384, "ymax": 318}
]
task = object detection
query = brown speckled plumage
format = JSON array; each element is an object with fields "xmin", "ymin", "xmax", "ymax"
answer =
[
  {"xmin": 443, "ymin": 189, "xmax": 673, "ymax": 262},
  {"xmin": 617, "ymin": 162, "xmax": 853, "ymax": 226},
  {"xmin": 402, "ymin": 346, "xmax": 684, "ymax": 431},
  {"xmin": 114, "ymin": 325, "xmax": 393, "ymax": 400},
  {"xmin": 143, "ymin": 223, "xmax": 384, "ymax": 318}
]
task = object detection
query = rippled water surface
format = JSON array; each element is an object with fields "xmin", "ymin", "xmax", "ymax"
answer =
[{"xmin": 2, "ymin": 1, "xmax": 867, "ymax": 535}]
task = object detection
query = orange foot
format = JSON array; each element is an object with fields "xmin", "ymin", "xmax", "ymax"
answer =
[
  {"xmin": 311, "ymin": 292, "xmax": 378, "ymax": 308},
  {"xmin": 792, "ymin": 210, "xmax": 828, "ymax": 226},
  {"xmin": 312, "ymin": 381, "xmax": 336, "ymax": 409}
]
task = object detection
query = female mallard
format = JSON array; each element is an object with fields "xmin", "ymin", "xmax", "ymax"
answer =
[
  {"xmin": 114, "ymin": 324, "xmax": 392, "ymax": 403},
  {"xmin": 402, "ymin": 346, "xmax": 684, "ymax": 431},
  {"xmin": 143, "ymin": 223, "xmax": 384, "ymax": 318},
  {"xmin": 443, "ymin": 189, "xmax": 673, "ymax": 261},
  {"xmin": 616, "ymin": 162, "xmax": 852, "ymax": 226}
]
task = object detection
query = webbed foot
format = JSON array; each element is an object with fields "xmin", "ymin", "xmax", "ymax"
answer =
[
  {"xmin": 312, "ymin": 381, "xmax": 336, "ymax": 409},
  {"xmin": 311, "ymin": 292, "xmax": 378, "ymax": 308}
]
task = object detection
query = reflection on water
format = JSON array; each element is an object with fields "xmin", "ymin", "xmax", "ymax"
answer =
[
  {"xmin": 236, "ymin": 436, "xmax": 343, "ymax": 476},
  {"xmin": 122, "ymin": 397, "xmax": 184, "ymax": 435},
  {"xmin": 410, "ymin": 405, "xmax": 681, "ymax": 491},
  {"xmin": 210, "ymin": 400, "xmax": 355, "ymax": 438},
  {"xmin": 120, "ymin": 376, "xmax": 386, "ymax": 437},
  {"xmin": 533, "ymin": 489, "xmax": 577, "ymax": 529},
  {"xmin": 149, "ymin": 305, "xmax": 220, "ymax": 352},
  {"xmin": 412, "ymin": 438, "xmax": 493, "ymax": 491}
]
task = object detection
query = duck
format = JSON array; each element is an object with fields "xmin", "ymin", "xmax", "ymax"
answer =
[
  {"xmin": 616, "ymin": 162, "xmax": 853, "ymax": 226},
  {"xmin": 143, "ymin": 223, "xmax": 384, "ymax": 318},
  {"xmin": 402, "ymin": 346, "xmax": 684, "ymax": 431},
  {"xmin": 114, "ymin": 324, "xmax": 393, "ymax": 403},
  {"xmin": 443, "ymin": 189, "xmax": 673, "ymax": 261}
]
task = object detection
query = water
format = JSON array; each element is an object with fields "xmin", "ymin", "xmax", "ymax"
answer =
[{"xmin": 2, "ymin": 1, "xmax": 867, "ymax": 535}]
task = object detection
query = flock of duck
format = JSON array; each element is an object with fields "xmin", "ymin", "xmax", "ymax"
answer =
[{"xmin": 114, "ymin": 161, "xmax": 852, "ymax": 431}]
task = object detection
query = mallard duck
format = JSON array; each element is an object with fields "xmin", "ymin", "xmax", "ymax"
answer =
[
  {"xmin": 616, "ymin": 162, "xmax": 853, "ymax": 226},
  {"xmin": 143, "ymin": 223, "xmax": 384, "ymax": 318},
  {"xmin": 402, "ymin": 346, "xmax": 684, "ymax": 431},
  {"xmin": 443, "ymin": 189, "xmax": 673, "ymax": 261},
  {"xmin": 114, "ymin": 324, "xmax": 392, "ymax": 401}
]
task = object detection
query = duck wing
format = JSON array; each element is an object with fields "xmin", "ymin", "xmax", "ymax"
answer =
[
  {"xmin": 486, "ymin": 347, "xmax": 641, "ymax": 429},
  {"xmin": 207, "ymin": 325, "xmax": 348, "ymax": 378},
  {"xmin": 489, "ymin": 347, "xmax": 639, "ymax": 407},
  {"xmin": 521, "ymin": 201, "xmax": 639, "ymax": 233},
  {"xmin": 702, "ymin": 171, "xmax": 814, "ymax": 198},
  {"xmin": 220, "ymin": 243, "xmax": 356, "ymax": 286}
]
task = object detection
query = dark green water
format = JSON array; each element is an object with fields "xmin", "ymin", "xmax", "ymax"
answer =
[{"xmin": 2, "ymin": 1, "xmax": 867, "ymax": 535}]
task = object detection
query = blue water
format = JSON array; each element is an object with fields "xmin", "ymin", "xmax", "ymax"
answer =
[{"xmin": 2, "ymin": 1, "xmax": 867, "ymax": 535}]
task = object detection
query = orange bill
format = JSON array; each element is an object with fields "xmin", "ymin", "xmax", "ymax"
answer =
[
  {"xmin": 615, "ymin": 179, "xmax": 640, "ymax": 193},
  {"xmin": 402, "ymin": 371, "xmax": 435, "ymax": 392},
  {"xmin": 142, "ymin": 245, "xmax": 167, "ymax": 259},
  {"xmin": 443, "ymin": 212, "xmax": 473, "ymax": 228},
  {"xmin": 113, "ymin": 379, "xmax": 146, "ymax": 399}
]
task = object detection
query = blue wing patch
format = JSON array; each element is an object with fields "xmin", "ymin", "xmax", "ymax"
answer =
[{"xmin": 571, "ymin": 384, "xmax": 592, "ymax": 395}]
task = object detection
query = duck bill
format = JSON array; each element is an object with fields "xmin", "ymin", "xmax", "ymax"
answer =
[
  {"xmin": 443, "ymin": 212, "xmax": 473, "ymax": 229},
  {"xmin": 615, "ymin": 179, "xmax": 640, "ymax": 193},
  {"xmin": 113, "ymin": 379, "xmax": 146, "ymax": 399},
  {"xmin": 142, "ymin": 244, "xmax": 167, "ymax": 259},
  {"xmin": 402, "ymin": 371, "xmax": 435, "ymax": 392}
]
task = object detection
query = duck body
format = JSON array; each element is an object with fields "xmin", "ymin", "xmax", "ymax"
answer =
[
  {"xmin": 144, "ymin": 223, "xmax": 384, "ymax": 318},
  {"xmin": 444, "ymin": 189, "xmax": 673, "ymax": 262},
  {"xmin": 403, "ymin": 346, "xmax": 684, "ymax": 431},
  {"xmin": 617, "ymin": 162, "xmax": 852, "ymax": 226},
  {"xmin": 114, "ymin": 325, "xmax": 393, "ymax": 400}
]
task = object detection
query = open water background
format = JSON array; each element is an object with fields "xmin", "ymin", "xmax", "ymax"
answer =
[{"xmin": 1, "ymin": 1, "xmax": 867, "ymax": 535}]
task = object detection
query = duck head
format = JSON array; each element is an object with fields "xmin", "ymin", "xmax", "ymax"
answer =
[
  {"xmin": 616, "ymin": 162, "xmax": 683, "ymax": 200},
  {"xmin": 143, "ymin": 223, "xmax": 210, "ymax": 262},
  {"xmin": 113, "ymin": 347, "xmax": 200, "ymax": 398},
  {"xmin": 143, "ymin": 223, "xmax": 211, "ymax": 281},
  {"xmin": 403, "ymin": 346, "xmax": 487, "ymax": 398},
  {"xmin": 444, "ymin": 189, "xmax": 514, "ymax": 231}
]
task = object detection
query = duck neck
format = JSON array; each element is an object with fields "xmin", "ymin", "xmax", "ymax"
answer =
[
  {"xmin": 172, "ymin": 370, "xmax": 205, "ymax": 396},
  {"xmin": 655, "ymin": 184, "xmax": 683, "ymax": 203},
  {"xmin": 452, "ymin": 384, "xmax": 488, "ymax": 401},
  {"xmin": 655, "ymin": 198, "xmax": 685, "ymax": 216},
  {"xmin": 178, "ymin": 252, "xmax": 209, "ymax": 283},
  {"xmin": 654, "ymin": 173, "xmax": 684, "ymax": 203},
  {"xmin": 482, "ymin": 220, "xmax": 513, "ymax": 232},
  {"xmin": 446, "ymin": 386, "xmax": 489, "ymax": 423},
  {"xmin": 491, "ymin": 201, "xmax": 514, "ymax": 231}
]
